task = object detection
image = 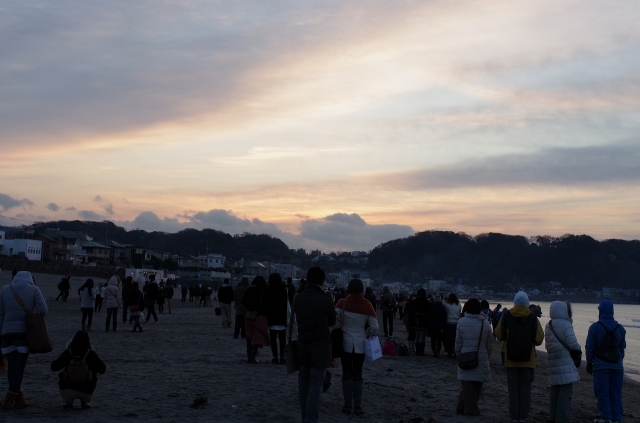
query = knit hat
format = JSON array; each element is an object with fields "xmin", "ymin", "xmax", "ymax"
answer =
[{"xmin": 513, "ymin": 291, "xmax": 530, "ymax": 307}]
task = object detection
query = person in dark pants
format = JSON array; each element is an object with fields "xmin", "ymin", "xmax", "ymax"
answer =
[
  {"xmin": 181, "ymin": 284, "xmax": 188, "ymax": 302},
  {"xmin": 293, "ymin": 266, "xmax": 336, "ymax": 423},
  {"xmin": 428, "ymin": 294, "xmax": 448, "ymax": 357},
  {"xmin": 260, "ymin": 273, "xmax": 288, "ymax": 364},
  {"xmin": 233, "ymin": 277, "xmax": 249, "ymax": 339},
  {"xmin": 56, "ymin": 276, "xmax": 71, "ymax": 301},
  {"xmin": 380, "ymin": 286, "xmax": 395, "ymax": 338},
  {"xmin": 144, "ymin": 275, "xmax": 159, "ymax": 323},
  {"xmin": 103, "ymin": 276, "xmax": 122, "ymax": 332}
]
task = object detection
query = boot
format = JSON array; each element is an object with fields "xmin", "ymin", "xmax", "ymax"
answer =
[
  {"xmin": 248, "ymin": 346, "xmax": 260, "ymax": 363},
  {"xmin": 341, "ymin": 379, "xmax": 353, "ymax": 414},
  {"xmin": 3, "ymin": 391, "xmax": 17, "ymax": 410},
  {"xmin": 82, "ymin": 324, "xmax": 86, "ymax": 331},
  {"xmin": 15, "ymin": 390, "xmax": 28, "ymax": 409},
  {"xmin": 353, "ymin": 380, "xmax": 364, "ymax": 416}
]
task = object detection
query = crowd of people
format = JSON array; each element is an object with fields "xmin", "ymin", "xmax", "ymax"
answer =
[{"xmin": 0, "ymin": 268, "xmax": 629, "ymax": 423}]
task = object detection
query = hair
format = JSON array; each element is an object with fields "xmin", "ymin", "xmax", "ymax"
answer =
[
  {"xmin": 306, "ymin": 266, "xmax": 326, "ymax": 285},
  {"xmin": 251, "ymin": 276, "xmax": 267, "ymax": 289},
  {"xmin": 241, "ymin": 276, "xmax": 249, "ymax": 285},
  {"xmin": 462, "ymin": 298, "xmax": 482, "ymax": 315},
  {"xmin": 131, "ymin": 281, "xmax": 140, "ymax": 291},
  {"xmin": 77, "ymin": 278, "xmax": 94, "ymax": 295},
  {"xmin": 298, "ymin": 279, "xmax": 306, "ymax": 293},
  {"xmin": 382, "ymin": 286, "xmax": 390, "ymax": 293},
  {"xmin": 287, "ymin": 277, "xmax": 292, "ymax": 283},
  {"xmin": 416, "ymin": 288, "xmax": 427, "ymax": 298},
  {"xmin": 365, "ymin": 287, "xmax": 373, "ymax": 295},
  {"xmin": 125, "ymin": 276, "xmax": 133, "ymax": 283},
  {"xmin": 67, "ymin": 330, "xmax": 92, "ymax": 356},
  {"xmin": 347, "ymin": 279, "xmax": 364, "ymax": 294},
  {"xmin": 268, "ymin": 273, "xmax": 283, "ymax": 286},
  {"xmin": 447, "ymin": 293, "xmax": 459, "ymax": 305},
  {"xmin": 564, "ymin": 301, "xmax": 573, "ymax": 319},
  {"xmin": 224, "ymin": 278, "xmax": 230, "ymax": 284},
  {"xmin": 480, "ymin": 299, "xmax": 490, "ymax": 310},
  {"xmin": 149, "ymin": 274, "xmax": 155, "ymax": 281}
]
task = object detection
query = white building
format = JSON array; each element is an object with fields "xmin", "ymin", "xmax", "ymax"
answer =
[
  {"xmin": 198, "ymin": 253, "xmax": 226, "ymax": 269},
  {"xmin": 0, "ymin": 231, "xmax": 43, "ymax": 261},
  {"xmin": 428, "ymin": 279, "xmax": 447, "ymax": 292}
]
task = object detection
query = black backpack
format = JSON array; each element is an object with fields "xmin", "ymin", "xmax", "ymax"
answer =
[
  {"xmin": 62, "ymin": 350, "xmax": 92, "ymax": 384},
  {"xmin": 595, "ymin": 322, "xmax": 621, "ymax": 363},
  {"xmin": 502, "ymin": 311, "xmax": 537, "ymax": 362},
  {"xmin": 398, "ymin": 343, "xmax": 410, "ymax": 356}
]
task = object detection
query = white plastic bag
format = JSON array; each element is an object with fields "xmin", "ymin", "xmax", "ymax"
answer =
[{"xmin": 364, "ymin": 336, "xmax": 382, "ymax": 362}]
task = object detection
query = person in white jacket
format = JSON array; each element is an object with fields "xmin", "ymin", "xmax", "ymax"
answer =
[
  {"xmin": 454, "ymin": 298, "xmax": 493, "ymax": 416},
  {"xmin": 77, "ymin": 278, "xmax": 95, "ymax": 331},
  {"xmin": 544, "ymin": 301, "xmax": 581, "ymax": 423},
  {"xmin": 334, "ymin": 279, "xmax": 379, "ymax": 416},
  {"xmin": 103, "ymin": 276, "xmax": 122, "ymax": 332}
]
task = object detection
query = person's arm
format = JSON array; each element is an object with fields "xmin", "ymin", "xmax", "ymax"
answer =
[
  {"xmin": 89, "ymin": 351, "xmax": 107, "ymax": 374},
  {"xmin": 564, "ymin": 324, "xmax": 581, "ymax": 351},
  {"xmin": 327, "ymin": 297, "xmax": 337, "ymax": 327},
  {"xmin": 534, "ymin": 318, "xmax": 544, "ymax": 346},
  {"xmin": 494, "ymin": 312, "xmax": 506, "ymax": 341},
  {"xmin": 35, "ymin": 287, "xmax": 48, "ymax": 316},
  {"xmin": 619, "ymin": 326, "xmax": 626, "ymax": 360},
  {"xmin": 485, "ymin": 322, "xmax": 493, "ymax": 356},
  {"xmin": 454, "ymin": 325, "xmax": 462, "ymax": 355},
  {"xmin": 51, "ymin": 350, "xmax": 71, "ymax": 372}
]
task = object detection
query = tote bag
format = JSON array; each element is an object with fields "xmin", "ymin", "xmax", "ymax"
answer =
[
  {"xmin": 10, "ymin": 286, "xmax": 52, "ymax": 354},
  {"xmin": 364, "ymin": 336, "xmax": 382, "ymax": 362}
]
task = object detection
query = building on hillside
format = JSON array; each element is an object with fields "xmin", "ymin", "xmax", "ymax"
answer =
[
  {"xmin": 198, "ymin": 253, "xmax": 226, "ymax": 269},
  {"xmin": 82, "ymin": 241, "xmax": 110, "ymax": 265},
  {"xmin": 272, "ymin": 263, "xmax": 303, "ymax": 279}
]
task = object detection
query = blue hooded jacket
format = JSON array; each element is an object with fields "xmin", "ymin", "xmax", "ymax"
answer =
[{"xmin": 585, "ymin": 300, "xmax": 626, "ymax": 371}]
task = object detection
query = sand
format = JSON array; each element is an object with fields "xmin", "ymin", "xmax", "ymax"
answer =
[{"xmin": 0, "ymin": 271, "xmax": 639, "ymax": 423}]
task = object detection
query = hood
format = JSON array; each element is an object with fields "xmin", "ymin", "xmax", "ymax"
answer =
[
  {"xmin": 108, "ymin": 276, "xmax": 120, "ymax": 287},
  {"xmin": 513, "ymin": 291, "xmax": 530, "ymax": 307},
  {"xmin": 509, "ymin": 305, "xmax": 531, "ymax": 318},
  {"xmin": 12, "ymin": 271, "xmax": 35, "ymax": 286},
  {"xmin": 549, "ymin": 301, "xmax": 570, "ymax": 321},
  {"xmin": 598, "ymin": 300, "xmax": 614, "ymax": 321}
]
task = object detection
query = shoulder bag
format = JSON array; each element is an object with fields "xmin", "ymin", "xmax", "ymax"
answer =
[
  {"xmin": 10, "ymin": 286, "xmax": 53, "ymax": 354},
  {"xmin": 549, "ymin": 320, "xmax": 582, "ymax": 368},
  {"xmin": 458, "ymin": 319, "xmax": 484, "ymax": 370}
]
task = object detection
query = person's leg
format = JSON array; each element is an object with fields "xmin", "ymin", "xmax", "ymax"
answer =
[
  {"xmin": 388, "ymin": 311, "xmax": 394, "ymax": 336},
  {"xmin": 341, "ymin": 351, "xmax": 354, "ymax": 412},
  {"xmin": 459, "ymin": 380, "xmax": 480, "ymax": 415},
  {"xmin": 298, "ymin": 364, "xmax": 311, "ymax": 421},
  {"xmin": 382, "ymin": 311, "xmax": 389, "ymax": 336},
  {"xmin": 506, "ymin": 367, "xmax": 520, "ymax": 421},
  {"xmin": 234, "ymin": 314, "xmax": 242, "ymax": 338},
  {"xmin": 87, "ymin": 308, "xmax": 93, "ymax": 329},
  {"xmin": 111, "ymin": 307, "xmax": 118, "ymax": 331},
  {"xmin": 609, "ymin": 369, "xmax": 624, "ymax": 422},
  {"xmin": 167, "ymin": 298, "xmax": 172, "ymax": 313},
  {"xmin": 549, "ymin": 384, "xmax": 560, "ymax": 422},
  {"xmin": 81, "ymin": 309, "xmax": 88, "ymax": 327},
  {"xmin": 519, "ymin": 367, "xmax": 534, "ymax": 420},
  {"xmin": 239, "ymin": 315, "xmax": 246, "ymax": 338},
  {"xmin": 430, "ymin": 332, "xmax": 438, "ymax": 356},
  {"xmin": 554, "ymin": 383, "xmax": 572, "ymax": 423},
  {"xmin": 473, "ymin": 382, "xmax": 483, "ymax": 409},
  {"xmin": 278, "ymin": 330, "xmax": 286, "ymax": 362},
  {"xmin": 132, "ymin": 315, "xmax": 140, "ymax": 331},
  {"xmin": 269, "ymin": 330, "xmax": 279, "ymax": 362},
  {"xmin": 105, "ymin": 308, "xmax": 112, "ymax": 331},
  {"xmin": 122, "ymin": 301, "xmax": 128, "ymax": 323},
  {"xmin": 8, "ymin": 352, "xmax": 28, "ymax": 394},
  {"xmin": 150, "ymin": 301, "xmax": 158, "ymax": 322},
  {"xmin": 593, "ymin": 370, "xmax": 612, "ymax": 420},
  {"xmin": 304, "ymin": 366, "xmax": 326, "ymax": 423},
  {"xmin": 352, "ymin": 353, "xmax": 365, "ymax": 414}
]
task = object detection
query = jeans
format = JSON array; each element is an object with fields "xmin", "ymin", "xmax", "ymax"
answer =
[
  {"xmin": 298, "ymin": 365, "xmax": 326, "ymax": 423},
  {"xmin": 269, "ymin": 329, "xmax": 286, "ymax": 359},
  {"xmin": 382, "ymin": 311, "xmax": 393, "ymax": 336},
  {"xmin": 234, "ymin": 315, "xmax": 246, "ymax": 338},
  {"xmin": 341, "ymin": 351, "xmax": 365, "ymax": 382},
  {"xmin": 94, "ymin": 296, "xmax": 103, "ymax": 312},
  {"xmin": 549, "ymin": 383, "xmax": 573, "ymax": 423},
  {"xmin": 593, "ymin": 368, "xmax": 624, "ymax": 421},
  {"xmin": 81, "ymin": 308, "xmax": 93, "ymax": 326},
  {"xmin": 105, "ymin": 307, "xmax": 118, "ymax": 330},
  {"xmin": 6, "ymin": 351, "xmax": 29, "ymax": 392},
  {"xmin": 506, "ymin": 367, "xmax": 534, "ymax": 420}
]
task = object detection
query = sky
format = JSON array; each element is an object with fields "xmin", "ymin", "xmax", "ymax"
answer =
[{"xmin": 1, "ymin": 0, "xmax": 639, "ymax": 252}]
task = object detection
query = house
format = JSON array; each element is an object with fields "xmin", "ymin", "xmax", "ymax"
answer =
[{"xmin": 0, "ymin": 231, "xmax": 42, "ymax": 261}]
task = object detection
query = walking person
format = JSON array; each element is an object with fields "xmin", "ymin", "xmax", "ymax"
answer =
[
  {"xmin": 78, "ymin": 278, "xmax": 95, "ymax": 331},
  {"xmin": 56, "ymin": 275, "xmax": 70, "ymax": 301},
  {"xmin": 0, "ymin": 271, "xmax": 48, "ymax": 409},
  {"xmin": 163, "ymin": 280, "xmax": 174, "ymax": 314},
  {"xmin": 444, "ymin": 293, "xmax": 462, "ymax": 358},
  {"xmin": 260, "ymin": 273, "xmax": 288, "ymax": 364},
  {"xmin": 217, "ymin": 279, "xmax": 234, "ymax": 329},
  {"xmin": 494, "ymin": 291, "xmax": 544, "ymax": 423},
  {"xmin": 586, "ymin": 300, "xmax": 626, "ymax": 423},
  {"xmin": 455, "ymin": 298, "xmax": 493, "ymax": 416},
  {"xmin": 380, "ymin": 286, "xmax": 395, "ymax": 338},
  {"xmin": 103, "ymin": 276, "xmax": 122, "ymax": 332},
  {"xmin": 408, "ymin": 289, "xmax": 430, "ymax": 355},
  {"xmin": 293, "ymin": 266, "xmax": 336, "ymax": 423},
  {"xmin": 544, "ymin": 301, "xmax": 581, "ymax": 423},
  {"xmin": 335, "ymin": 278, "xmax": 378, "ymax": 416},
  {"xmin": 128, "ymin": 282, "xmax": 145, "ymax": 332},
  {"xmin": 428, "ymin": 294, "xmax": 447, "ymax": 357},
  {"xmin": 144, "ymin": 275, "xmax": 159, "ymax": 324},
  {"xmin": 233, "ymin": 277, "xmax": 249, "ymax": 339},
  {"xmin": 50, "ymin": 330, "xmax": 106, "ymax": 409}
]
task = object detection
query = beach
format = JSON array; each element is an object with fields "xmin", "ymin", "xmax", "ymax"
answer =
[{"xmin": 1, "ymin": 271, "xmax": 639, "ymax": 423}]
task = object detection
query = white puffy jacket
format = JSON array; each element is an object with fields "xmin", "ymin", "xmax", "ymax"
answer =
[
  {"xmin": 103, "ymin": 276, "xmax": 122, "ymax": 309},
  {"xmin": 455, "ymin": 313, "xmax": 493, "ymax": 382},
  {"xmin": 79, "ymin": 286, "xmax": 95, "ymax": 309},
  {"xmin": 544, "ymin": 301, "xmax": 580, "ymax": 386}
]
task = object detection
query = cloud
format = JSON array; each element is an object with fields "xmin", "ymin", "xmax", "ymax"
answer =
[
  {"xmin": 0, "ymin": 193, "xmax": 34, "ymax": 211},
  {"xmin": 78, "ymin": 210, "xmax": 104, "ymax": 220},
  {"xmin": 103, "ymin": 204, "xmax": 114, "ymax": 215},
  {"xmin": 129, "ymin": 212, "xmax": 184, "ymax": 233},
  {"xmin": 47, "ymin": 202, "xmax": 59, "ymax": 212},
  {"xmin": 300, "ymin": 213, "xmax": 415, "ymax": 251},
  {"xmin": 93, "ymin": 195, "xmax": 103, "ymax": 202},
  {"xmin": 65, "ymin": 206, "xmax": 77, "ymax": 211}
]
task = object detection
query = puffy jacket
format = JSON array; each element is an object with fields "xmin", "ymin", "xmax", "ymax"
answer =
[
  {"xmin": 544, "ymin": 301, "xmax": 580, "ymax": 385},
  {"xmin": 79, "ymin": 286, "xmax": 95, "ymax": 309},
  {"xmin": 455, "ymin": 313, "xmax": 493, "ymax": 382},
  {"xmin": 444, "ymin": 302, "xmax": 462, "ymax": 324},
  {"xmin": 585, "ymin": 300, "xmax": 626, "ymax": 371},
  {"xmin": 408, "ymin": 296, "xmax": 430, "ymax": 330},
  {"xmin": 0, "ymin": 271, "xmax": 48, "ymax": 335},
  {"xmin": 103, "ymin": 276, "xmax": 122, "ymax": 309},
  {"xmin": 51, "ymin": 348, "xmax": 106, "ymax": 394},
  {"xmin": 494, "ymin": 305, "xmax": 544, "ymax": 368},
  {"xmin": 335, "ymin": 294, "xmax": 379, "ymax": 354}
]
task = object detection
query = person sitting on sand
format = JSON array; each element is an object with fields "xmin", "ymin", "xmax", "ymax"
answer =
[{"xmin": 51, "ymin": 330, "xmax": 106, "ymax": 409}]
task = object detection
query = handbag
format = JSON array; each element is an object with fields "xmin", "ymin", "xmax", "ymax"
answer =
[
  {"xmin": 458, "ymin": 319, "xmax": 484, "ymax": 370},
  {"xmin": 364, "ymin": 336, "xmax": 382, "ymax": 362},
  {"xmin": 331, "ymin": 298, "xmax": 347, "ymax": 358},
  {"xmin": 10, "ymin": 286, "xmax": 53, "ymax": 354},
  {"xmin": 285, "ymin": 308, "xmax": 299, "ymax": 374},
  {"xmin": 549, "ymin": 320, "xmax": 582, "ymax": 368}
]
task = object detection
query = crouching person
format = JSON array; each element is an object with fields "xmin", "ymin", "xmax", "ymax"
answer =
[{"xmin": 51, "ymin": 331, "xmax": 106, "ymax": 409}]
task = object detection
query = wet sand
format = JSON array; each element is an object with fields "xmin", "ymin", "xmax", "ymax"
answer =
[{"xmin": 1, "ymin": 271, "xmax": 639, "ymax": 422}]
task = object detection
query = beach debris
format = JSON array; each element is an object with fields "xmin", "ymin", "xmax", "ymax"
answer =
[{"xmin": 190, "ymin": 395, "xmax": 208, "ymax": 409}]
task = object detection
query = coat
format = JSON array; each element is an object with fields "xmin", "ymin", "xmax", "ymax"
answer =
[
  {"xmin": 455, "ymin": 313, "xmax": 493, "ymax": 382},
  {"xmin": 293, "ymin": 284, "xmax": 336, "ymax": 368},
  {"xmin": 494, "ymin": 305, "xmax": 544, "ymax": 368},
  {"xmin": 260, "ymin": 283, "xmax": 288, "ymax": 328},
  {"xmin": 79, "ymin": 286, "xmax": 95, "ymax": 309},
  {"xmin": 103, "ymin": 277, "xmax": 122, "ymax": 309},
  {"xmin": 234, "ymin": 281, "xmax": 249, "ymax": 315},
  {"xmin": 335, "ymin": 293, "xmax": 379, "ymax": 354},
  {"xmin": 444, "ymin": 302, "xmax": 462, "ymax": 325},
  {"xmin": 585, "ymin": 300, "xmax": 626, "ymax": 371},
  {"xmin": 0, "ymin": 271, "xmax": 48, "ymax": 336},
  {"xmin": 51, "ymin": 348, "xmax": 106, "ymax": 394},
  {"xmin": 544, "ymin": 301, "xmax": 580, "ymax": 386},
  {"xmin": 428, "ymin": 301, "xmax": 447, "ymax": 330},
  {"xmin": 408, "ymin": 296, "xmax": 430, "ymax": 330}
]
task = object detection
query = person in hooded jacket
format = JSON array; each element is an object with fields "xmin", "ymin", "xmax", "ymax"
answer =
[
  {"xmin": 380, "ymin": 286, "xmax": 396, "ymax": 338},
  {"xmin": 586, "ymin": 300, "xmax": 626, "ymax": 423},
  {"xmin": 103, "ymin": 276, "xmax": 122, "ymax": 332},
  {"xmin": 409, "ymin": 289, "xmax": 430, "ymax": 355},
  {"xmin": 544, "ymin": 301, "xmax": 581, "ymax": 423},
  {"xmin": 51, "ymin": 330, "xmax": 106, "ymax": 409},
  {"xmin": 428, "ymin": 294, "xmax": 447, "ymax": 357},
  {"xmin": 494, "ymin": 291, "xmax": 544, "ymax": 423},
  {"xmin": 455, "ymin": 298, "xmax": 493, "ymax": 416},
  {"xmin": 0, "ymin": 271, "xmax": 48, "ymax": 409},
  {"xmin": 78, "ymin": 278, "xmax": 95, "ymax": 331}
]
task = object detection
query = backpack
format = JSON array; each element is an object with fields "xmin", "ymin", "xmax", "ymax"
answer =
[
  {"xmin": 503, "ymin": 311, "xmax": 537, "ymax": 362},
  {"xmin": 62, "ymin": 350, "xmax": 92, "ymax": 384},
  {"xmin": 595, "ymin": 322, "xmax": 621, "ymax": 363},
  {"xmin": 398, "ymin": 343, "xmax": 410, "ymax": 356},
  {"xmin": 383, "ymin": 297, "xmax": 394, "ymax": 311},
  {"xmin": 382, "ymin": 340, "xmax": 398, "ymax": 356}
]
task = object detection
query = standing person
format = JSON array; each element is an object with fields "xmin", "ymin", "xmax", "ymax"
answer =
[
  {"xmin": 260, "ymin": 273, "xmax": 288, "ymax": 364},
  {"xmin": 494, "ymin": 291, "xmax": 544, "ymax": 423},
  {"xmin": 380, "ymin": 286, "xmax": 396, "ymax": 338},
  {"xmin": 156, "ymin": 282, "xmax": 165, "ymax": 314},
  {"xmin": 0, "ymin": 271, "xmax": 48, "ymax": 409},
  {"xmin": 121, "ymin": 276, "xmax": 132, "ymax": 323},
  {"xmin": 127, "ymin": 282, "xmax": 145, "ymax": 332},
  {"xmin": 233, "ymin": 277, "xmax": 249, "ymax": 339},
  {"xmin": 444, "ymin": 293, "xmax": 462, "ymax": 358},
  {"xmin": 544, "ymin": 301, "xmax": 581, "ymax": 423},
  {"xmin": 103, "ymin": 276, "xmax": 122, "ymax": 332},
  {"xmin": 409, "ymin": 289, "xmax": 430, "ymax": 355},
  {"xmin": 217, "ymin": 279, "xmax": 234, "ymax": 329},
  {"xmin": 428, "ymin": 294, "xmax": 448, "ymax": 357},
  {"xmin": 293, "ymin": 266, "xmax": 336, "ymax": 423},
  {"xmin": 50, "ymin": 330, "xmax": 106, "ymax": 409},
  {"xmin": 78, "ymin": 279, "xmax": 95, "ymax": 331},
  {"xmin": 93, "ymin": 281, "xmax": 103, "ymax": 313},
  {"xmin": 242, "ymin": 276, "xmax": 268, "ymax": 363},
  {"xmin": 364, "ymin": 287, "xmax": 376, "ymax": 310},
  {"xmin": 286, "ymin": 277, "xmax": 296, "ymax": 306},
  {"xmin": 586, "ymin": 300, "xmax": 626, "ymax": 423},
  {"xmin": 144, "ymin": 275, "xmax": 159, "ymax": 324},
  {"xmin": 335, "ymin": 278, "xmax": 378, "ymax": 416},
  {"xmin": 181, "ymin": 283, "xmax": 188, "ymax": 303},
  {"xmin": 163, "ymin": 280, "xmax": 174, "ymax": 314},
  {"xmin": 455, "ymin": 298, "xmax": 493, "ymax": 416}
]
